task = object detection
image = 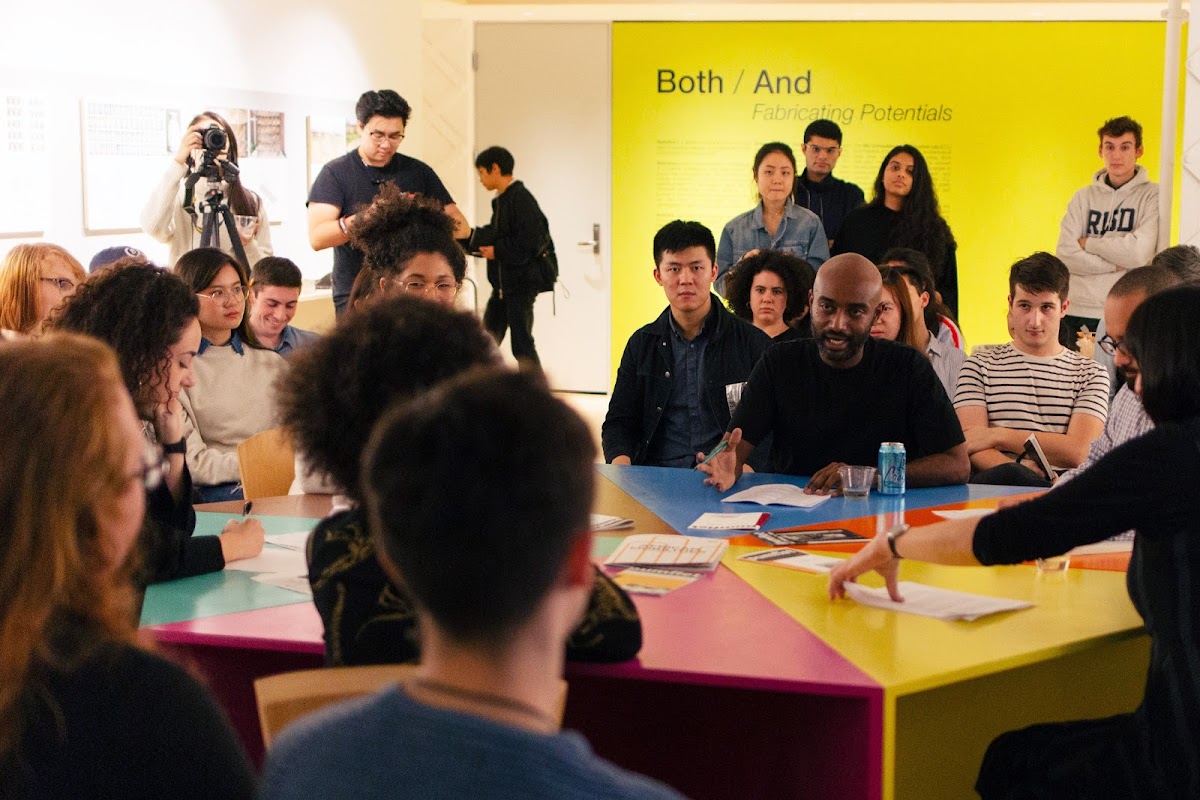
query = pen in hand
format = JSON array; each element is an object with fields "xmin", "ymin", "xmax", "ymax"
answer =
[
  {"xmin": 695, "ymin": 439, "xmax": 730, "ymax": 470},
  {"xmin": 242, "ymin": 500, "xmax": 253, "ymax": 517}
]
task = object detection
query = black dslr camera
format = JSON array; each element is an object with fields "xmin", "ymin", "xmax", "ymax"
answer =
[{"xmin": 201, "ymin": 126, "xmax": 228, "ymax": 154}]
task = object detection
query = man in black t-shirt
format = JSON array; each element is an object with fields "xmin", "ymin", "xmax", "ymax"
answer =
[
  {"xmin": 699, "ymin": 253, "xmax": 969, "ymax": 493},
  {"xmin": 307, "ymin": 90, "xmax": 469, "ymax": 313}
]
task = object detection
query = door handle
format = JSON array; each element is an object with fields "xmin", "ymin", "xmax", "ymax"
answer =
[{"xmin": 577, "ymin": 223, "xmax": 600, "ymax": 255}]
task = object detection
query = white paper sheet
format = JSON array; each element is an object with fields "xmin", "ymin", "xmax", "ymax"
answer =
[
  {"xmin": 722, "ymin": 484, "xmax": 830, "ymax": 508},
  {"xmin": 690, "ymin": 512, "xmax": 767, "ymax": 530},
  {"xmin": 738, "ymin": 549, "xmax": 842, "ymax": 573},
  {"xmin": 932, "ymin": 508, "xmax": 996, "ymax": 520},
  {"xmin": 251, "ymin": 573, "xmax": 313, "ymax": 596},
  {"xmin": 843, "ymin": 581, "xmax": 1033, "ymax": 621},
  {"xmin": 265, "ymin": 531, "xmax": 312, "ymax": 551},
  {"xmin": 224, "ymin": 546, "xmax": 308, "ymax": 574},
  {"xmin": 591, "ymin": 513, "xmax": 635, "ymax": 531}
]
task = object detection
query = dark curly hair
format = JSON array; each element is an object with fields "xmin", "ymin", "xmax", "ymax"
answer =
[
  {"xmin": 724, "ymin": 249, "xmax": 815, "ymax": 325},
  {"xmin": 50, "ymin": 259, "xmax": 199, "ymax": 418},
  {"xmin": 348, "ymin": 184, "xmax": 466, "ymax": 282},
  {"xmin": 869, "ymin": 145, "xmax": 955, "ymax": 275},
  {"xmin": 277, "ymin": 295, "xmax": 497, "ymax": 501}
]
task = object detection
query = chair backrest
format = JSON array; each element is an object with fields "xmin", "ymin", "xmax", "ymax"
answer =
[
  {"xmin": 254, "ymin": 664, "xmax": 569, "ymax": 746},
  {"xmin": 237, "ymin": 427, "xmax": 295, "ymax": 500}
]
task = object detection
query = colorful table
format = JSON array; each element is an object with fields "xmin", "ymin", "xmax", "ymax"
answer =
[{"xmin": 141, "ymin": 470, "xmax": 1149, "ymax": 800}]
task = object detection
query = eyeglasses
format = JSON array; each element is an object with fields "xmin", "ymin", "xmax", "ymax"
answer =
[
  {"xmin": 1097, "ymin": 333, "xmax": 1130, "ymax": 357},
  {"xmin": 394, "ymin": 279, "xmax": 459, "ymax": 299},
  {"xmin": 196, "ymin": 284, "xmax": 246, "ymax": 304},
  {"xmin": 40, "ymin": 277, "xmax": 76, "ymax": 292},
  {"xmin": 368, "ymin": 130, "xmax": 405, "ymax": 143},
  {"xmin": 130, "ymin": 441, "xmax": 169, "ymax": 491}
]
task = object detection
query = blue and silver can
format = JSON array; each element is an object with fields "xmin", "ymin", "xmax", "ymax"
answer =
[{"xmin": 878, "ymin": 442, "xmax": 906, "ymax": 495}]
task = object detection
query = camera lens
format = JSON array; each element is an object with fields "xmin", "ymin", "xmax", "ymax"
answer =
[{"xmin": 202, "ymin": 128, "xmax": 228, "ymax": 152}]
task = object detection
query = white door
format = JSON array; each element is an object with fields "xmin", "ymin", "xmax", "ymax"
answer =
[{"xmin": 474, "ymin": 22, "xmax": 611, "ymax": 393}]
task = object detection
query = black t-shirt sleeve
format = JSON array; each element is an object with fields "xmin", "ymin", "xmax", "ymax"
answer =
[
  {"xmin": 307, "ymin": 157, "xmax": 347, "ymax": 209},
  {"xmin": 903, "ymin": 349, "xmax": 966, "ymax": 458},
  {"xmin": 416, "ymin": 161, "xmax": 455, "ymax": 206},
  {"xmin": 973, "ymin": 426, "xmax": 1198, "ymax": 565},
  {"xmin": 730, "ymin": 347, "xmax": 779, "ymax": 447}
]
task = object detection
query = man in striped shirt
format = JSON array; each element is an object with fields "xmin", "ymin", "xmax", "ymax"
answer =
[{"xmin": 954, "ymin": 252, "xmax": 1109, "ymax": 486}]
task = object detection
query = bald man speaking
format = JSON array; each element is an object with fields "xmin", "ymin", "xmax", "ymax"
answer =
[{"xmin": 699, "ymin": 253, "xmax": 969, "ymax": 493}]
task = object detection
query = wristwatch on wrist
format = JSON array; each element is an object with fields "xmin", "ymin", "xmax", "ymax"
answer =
[
  {"xmin": 162, "ymin": 438, "xmax": 187, "ymax": 456},
  {"xmin": 887, "ymin": 523, "xmax": 910, "ymax": 559}
]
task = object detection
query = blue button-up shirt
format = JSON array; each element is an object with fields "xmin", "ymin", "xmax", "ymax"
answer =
[{"xmin": 716, "ymin": 201, "xmax": 830, "ymax": 293}]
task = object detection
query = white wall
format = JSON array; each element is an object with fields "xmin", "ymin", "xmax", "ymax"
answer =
[{"xmin": 1, "ymin": 0, "xmax": 423, "ymax": 278}]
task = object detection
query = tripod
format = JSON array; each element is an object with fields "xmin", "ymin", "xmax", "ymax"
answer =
[{"xmin": 182, "ymin": 155, "xmax": 251, "ymax": 270}]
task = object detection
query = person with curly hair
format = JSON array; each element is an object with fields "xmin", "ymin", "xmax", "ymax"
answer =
[
  {"xmin": 174, "ymin": 247, "xmax": 287, "ymax": 502},
  {"xmin": 277, "ymin": 296, "xmax": 642, "ymax": 667},
  {"xmin": 724, "ymin": 249, "xmax": 815, "ymax": 341},
  {"xmin": 51, "ymin": 259, "xmax": 264, "ymax": 585},
  {"xmin": 0, "ymin": 334, "xmax": 255, "ymax": 799},
  {"xmin": 833, "ymin": 144, "xmax": 959, "ymax": 317},
  {"xmin": 347, "ymin": 183, "xmax": 465, "ymax": 306},
  {"xmin": 0, "ymin": 243, "xmax": 86, "ymax": 336}
]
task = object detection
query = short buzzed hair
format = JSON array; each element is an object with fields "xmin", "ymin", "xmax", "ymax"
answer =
[
  {"xmin": 1109, "ymin": 266, "xmax": 1181, "ymax": 299},
  {"xmin": 1150, "ymin": 244, "xmax": 1200, "ymax": 283}
]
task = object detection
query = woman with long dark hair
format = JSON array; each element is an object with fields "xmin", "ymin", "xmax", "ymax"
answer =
[
  {"xmin": 0, "ymin": 334, "xmax": 255, "ymax": 799},
  {"xmin": 831, "ymin": 284, "xmax": 1200, "ymax": 799},
  {"xmin": 141, "ymin": 111, "xmax": 272, "ymax": 267},
  {"xmin": 833, "ymin": 144, "xmax": 959, "ymax": 316},
  {"xmin": 52, "ymin": 259, "xmax": 264, "ymax": 582}
]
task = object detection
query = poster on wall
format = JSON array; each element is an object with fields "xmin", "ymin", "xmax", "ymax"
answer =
[
  {"xmin": 306, "ymin": 115, "xmax": 359, "ymax": 189},
  {"xmin": 81, "ymin": 99, "xmax": 182, "ymax": 233},
  {"xmin": 610, "ymin": 21, "xmax": 1167, "ymax": 352},
  {"xmin": 213, "ymin": 107, "xmax": 289, "ymax": 224},
  {"xmin": 0, "ymin": 94, "xmax": 50, "ymax": 237}
]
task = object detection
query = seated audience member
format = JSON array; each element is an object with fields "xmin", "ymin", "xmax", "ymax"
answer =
[
  {"xmin": 878, "ymin": 246, "xmax": 964, "ymax": 350},
  {"xmin": 277, "ymin": 297, "xmax": 641, "ymax": 666},
  {"xmin": 88, "ymin": 245, "xmax": 145, "ymax": 273},
  {"xmin": 954, "ymin": 252, "xmax": 1109, "ymax": 486},
  {"xmin": 52, "ymin": 260, "xmax": 264, "ymax": 584},
  {"xmin": 0, "ymin": 334, "xmax": 254, "ymax": 799},
  {"xmin": 603, "ymin": 220, "xmax": 771, "ymax": 468},
  {"xmin": 830, "ymin": 285, "xmax": 1200, "ymax": 800},
  {"xmin": 345, "ymin": 265, "xmax": 381, "ymax": 312},
  {"xmin": 248, "ymin": 257, "xmax": 319, "ymax": 358},
  {"xmin": 348, "ymin": 184, "xmax": 465, "ymax": 305},
  {"xmin": 833, "ymin": 145, "xmax": 959, "ymax": 316},
  {"xmin": 699, "ymin": 253, "xmax": 969, "ymax": 493},
  {"xmin": 874, "ymin": 266, "xmax": 965, "ymax": 399},
  {"xmin": 174, "ymin": 247, "xmax": 288, "ymax": 503},
  {"xmin": 262, "ymin": 370, "xmax": 681, "ymax": 800},
  {"xmin": 1056, "ymin": 266, "xmax": 1181, "ymax": 487},
  {"xmin": 716, "ymin": 142, "xmax": 829, "ymax": 294},
  {"xmin": 724, "ymin": 249, "xmax": 815, "ymax": 341},
  {"xmin": 0, "ymin": 243, "xmax": 86, "ymax": 336}
]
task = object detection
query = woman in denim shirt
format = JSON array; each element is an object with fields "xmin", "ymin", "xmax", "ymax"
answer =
[{"xmin": 716, "ymin": 142, "xmax": 829, "ymax": 295}]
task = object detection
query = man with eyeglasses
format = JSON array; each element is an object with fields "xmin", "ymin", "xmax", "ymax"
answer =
[
  {"xmin": 307, "ymin": 89, "xmax": 469, "ymax": 314},
  {"xmin": 1055, "ymin": 266, "xmax": 1180, "ymax": 488},
  {"xmin": 469, "ymin": 146, "xmax": 553, "ymax": 367},
  {"xmin": 792, "ymin": 119, "xmax": 864, "ymax": 248}
]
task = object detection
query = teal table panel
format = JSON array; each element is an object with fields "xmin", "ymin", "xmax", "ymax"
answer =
[
  {"xmin": 595, "ymin": 464, "xmax": 1033, "ymax": 537},
  {"xmin": 193, "ymin": 511, "xmax": 321, "ymax": 537}
]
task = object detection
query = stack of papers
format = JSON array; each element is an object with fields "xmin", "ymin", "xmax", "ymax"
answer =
[
  {"xmin": 843, "ymin": 581, "xmax": 1033, "ymax": 621},
  {"xmin": 606, "ymin": 534, "xmax": 728, "ymax": 572},
  {"xmin": 227, "ymin": 535, "xmax": 312, "ymax": 596},
  {"xmin": 722, "ymin": 484, "xmax": 830, "ymax": 509},
  {"xmin": 591, "ymin": 513, "xmax": 635, "ymax": 531},
  {"xmin": 738, "ymin": 549, "xmax": 843, "ymax": 574},
  {"xmin": 611, "ymin": 567, "xmax": 702, "ymax": 596},
  {"xmin": 689, "ymin": 512, "xmax": 769, "ymax": 531}
]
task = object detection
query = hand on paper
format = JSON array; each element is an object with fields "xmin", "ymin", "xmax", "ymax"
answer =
[
  {"xmin": 828, "ymin": 532, "xmax": 903, "ymax": 603},
  {"xmin": 697, "ymin": 428, "xmax": 741, "ymax": 492},
  {"xmin": 805, "ymin": 461, "xmax": 847, "ymax": 495},
  {"xmin": 219, "ymin": 518, "xmax": 266, "ymax": 563}
]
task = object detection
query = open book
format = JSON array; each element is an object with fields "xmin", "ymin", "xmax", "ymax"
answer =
[{"xmin": 722, "ymin": 484, "xmax": 830, "ymax": 509}]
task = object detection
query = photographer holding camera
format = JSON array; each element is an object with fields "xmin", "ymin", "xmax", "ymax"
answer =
[{"xmin": 141, "ymin": 111, "xmax": 272, "ymax": 268}]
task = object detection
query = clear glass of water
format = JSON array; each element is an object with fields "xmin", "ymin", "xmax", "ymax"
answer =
[{"xmin": 838, "ymin": 465, "xmax": 876, "ymax": 499}]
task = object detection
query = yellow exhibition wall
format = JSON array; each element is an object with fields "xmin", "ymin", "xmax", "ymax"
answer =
[{"xmin": 612, "ymin": 21, "xmax": 1170, "ymax": 369}]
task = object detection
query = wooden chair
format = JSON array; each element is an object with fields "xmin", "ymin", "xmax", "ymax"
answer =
[
  {"xmin": 237, "ymin": 427, "xmax": 295, "ymax": 500},
  {"xmin": 254, "ymin": 664, "xmax": 568, "ymax": 746}
]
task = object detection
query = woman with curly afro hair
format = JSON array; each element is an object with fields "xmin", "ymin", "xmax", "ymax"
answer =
[
  {"xmin": 51, "ymin": 258, "xmax": 265, "ymax": 587},
  {"xmin": 346, "ymin": 183, "xmax": 466, "ymax": 308},
  {"xmin": 724, "ymin": 249, "xmax": 815, "ymax": 341},
  {"xmin": 833, "ymin": 144, "xmax": 959, "ymax": 317}
]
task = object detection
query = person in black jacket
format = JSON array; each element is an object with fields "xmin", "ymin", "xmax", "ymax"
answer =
[
  {"xmin": 603, "ymin": 220, "xmax": 771, "ymax": 467},
  {"xmin": 792, "ymin": 119, "xmax": 865, "ymax": 247},
  {"xmin": 51, "ymin": 259, "xmax": 264, "ymax": 589},
  {"xmin": 469, "ymin": 146, "xmax": 552, "ymax": 367}
]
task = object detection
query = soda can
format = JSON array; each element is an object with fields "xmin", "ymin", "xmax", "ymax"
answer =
[{"xmin": 878, "ymin": 442, "xmax": 906, "ymax": 495}]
